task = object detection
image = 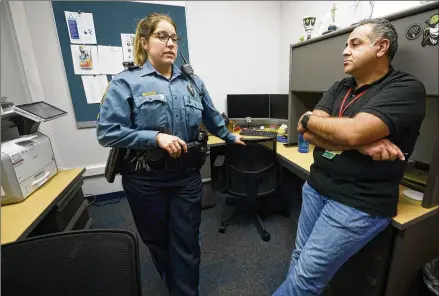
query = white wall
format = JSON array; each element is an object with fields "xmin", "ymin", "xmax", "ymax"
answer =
[
  {"xmin": 186, "ymin": 1, "xmax": 281, "ymax": 113},
  {"xmin": 0, "ymin": 1, "xmax": 31, "ymax": 105},
  {"xmin": 6, "ymin": 1, "xmax": 281, "ymax": 195},
  {"xmin": 279, "ymin": 1, "xmax": 424, "ymax": 92}
]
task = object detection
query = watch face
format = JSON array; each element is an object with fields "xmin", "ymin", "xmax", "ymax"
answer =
[{"xmin": 302, "ymin": 114, "xmax": 309, "ymax": 123}]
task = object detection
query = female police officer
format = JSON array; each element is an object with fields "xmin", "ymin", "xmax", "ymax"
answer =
[{"xmin": 97, "ymin": 13, "xmax": 244, "ymax": 296}]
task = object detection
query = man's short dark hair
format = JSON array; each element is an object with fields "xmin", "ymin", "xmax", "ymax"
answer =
[{"xmin": 356, "ymin": 18, "xmax": 398, "ymax": 62}]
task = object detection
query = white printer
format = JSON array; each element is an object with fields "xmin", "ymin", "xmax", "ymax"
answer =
[
  {"xmin": 1, "ymin": 132, "xmax": 58, "ymax": 204},
  {"xmin": 1, "ymin": 101, "xmax": 67, "ymax": 205}
]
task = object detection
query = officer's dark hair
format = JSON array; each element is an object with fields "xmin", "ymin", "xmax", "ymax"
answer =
[
  {"xmin": 355, "ymin": 18, "xmax": 398, "ymax": 62},
  {"xmin": 134, "ymin": 13, "xmax": 177, "ymax": 66}
]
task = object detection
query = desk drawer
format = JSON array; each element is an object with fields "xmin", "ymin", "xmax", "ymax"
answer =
[
  {"xmin": 330, "ymin": 225, "xmax": 395, "ymax": 296},
  {"xmin": 330, "ymin": 261, "xmax": 386, "ymax": 296},
  {"xmin": 30, "ymin": 184, "xmax": 85, "ymax": 236},
  {"xmin": 350, "ymin": 225, "xmax": 394, "ymax": 280}
]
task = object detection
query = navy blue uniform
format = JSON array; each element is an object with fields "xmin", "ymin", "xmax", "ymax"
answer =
[{"xmin": 97, "ymin": 61, "xmax": 235, "ymax": 295}]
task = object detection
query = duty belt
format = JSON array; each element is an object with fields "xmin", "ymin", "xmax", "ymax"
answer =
[
  {"xmin": 104, "ymin": 131, "xmax": 209, "ymax": 182},
  {"xmin": 126, "ymin": 141, "xmax": 208, "ymax": 172}
]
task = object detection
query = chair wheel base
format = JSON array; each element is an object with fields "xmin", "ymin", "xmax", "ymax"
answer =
[
  {"xmin": 262, "ymin": 231, "xmax": 270, "ymax": 242},
  {"xmin": 219, "ymin": 224, "xmax": 226, "ymax": 233}
]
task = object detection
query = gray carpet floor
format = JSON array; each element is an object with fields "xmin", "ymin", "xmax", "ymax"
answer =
[{"xmin": 88, "ymin": 183, "xmax": 332, "ymax": 296}]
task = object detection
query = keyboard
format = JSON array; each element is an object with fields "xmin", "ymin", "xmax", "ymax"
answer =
[{"xmin": 239, "ymin": 129, "xmax": 278, "ymax": 137}]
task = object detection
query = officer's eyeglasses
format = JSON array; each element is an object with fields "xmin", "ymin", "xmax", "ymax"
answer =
[{"xmin": 151, "ymin": 32, "xmax": 180, "ymax": 45}]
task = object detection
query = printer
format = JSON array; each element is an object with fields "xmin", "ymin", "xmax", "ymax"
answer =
[{"xmin": 1, "ymin": 101, "xmax": 67, "ymax": 205}]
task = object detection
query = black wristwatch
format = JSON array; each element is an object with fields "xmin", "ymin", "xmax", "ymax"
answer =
[{"xmin": 301, "ymin": 112, "xmax": 312, "ymax": 130}]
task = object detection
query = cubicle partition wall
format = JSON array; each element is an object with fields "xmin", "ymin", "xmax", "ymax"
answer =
[{"xmin": 287, "ymin": 2, "xmax": 439, "ymax": 207}]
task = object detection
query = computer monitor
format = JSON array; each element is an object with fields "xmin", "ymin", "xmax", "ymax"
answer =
[
  {"xmin": 269, "ymin": 94, "xmax": 289, "ymax": 120},
  {"xmin": 227, "ymin": 94, "xmax": 270, "ymax": 119}
]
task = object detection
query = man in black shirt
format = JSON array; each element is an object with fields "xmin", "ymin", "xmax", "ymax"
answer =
[{"xmin": 274, "ymin": 19, "xmax": 426, "ymax": 296}]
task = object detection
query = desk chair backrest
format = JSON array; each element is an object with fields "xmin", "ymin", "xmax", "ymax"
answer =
[
  {"xmin": 1, "ymin": 229, "xmax": 142, "ymax": 296},
  {"xmin": 225, "ymin": 137, "xmax": 278, "ymax": 200}
]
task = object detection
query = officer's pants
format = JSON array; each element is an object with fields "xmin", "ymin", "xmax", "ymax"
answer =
[{"xmin": 122, "ymin": 168, "xmax": 203, "ymax": 296}]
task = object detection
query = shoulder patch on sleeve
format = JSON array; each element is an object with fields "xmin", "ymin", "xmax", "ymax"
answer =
[
  {"xmin": 99, "ymin": 83, "xmax": 111, "ymax": 107},
  {"xmin": 98, "ymin": 82, "xmax": 111, "ymax": 119}
]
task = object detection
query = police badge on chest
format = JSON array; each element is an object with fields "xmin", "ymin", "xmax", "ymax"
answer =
[{"xmin": 187, "ymin": 83, "xmax": 195, "ymax": 97}]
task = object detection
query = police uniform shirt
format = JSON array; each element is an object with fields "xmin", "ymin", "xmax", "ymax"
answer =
[
  {"xmin": 309, "ymin": 66, "xmax": 426, "ymax": 217},
  {"xmin": 97, "ymin": 60, "xmax": 235, "ymax": 150}
]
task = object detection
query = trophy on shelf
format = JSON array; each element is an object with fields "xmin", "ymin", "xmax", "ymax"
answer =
[
  {"xmin": 303, "ymin": 16, "xmax": 316, "ymax": 40},
  {"xmin": 327, "ymin": 4, "xmax": 339, "ymax": 32}
]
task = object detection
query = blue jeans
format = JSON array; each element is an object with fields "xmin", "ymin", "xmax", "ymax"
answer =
[{"xmin": 273, "ymin": 182, "xmax": 390, "ymax": 296}]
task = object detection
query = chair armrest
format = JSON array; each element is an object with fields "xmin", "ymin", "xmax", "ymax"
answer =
[{"xmin": 214, "ymin": 155, "xmax": 225, "ymax": 167}]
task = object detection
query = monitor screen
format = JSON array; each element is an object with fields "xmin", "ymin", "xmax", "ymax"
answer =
[
  {"xmin": 227, "ymin": 94, "xmax": 270, "ymax": 118},
  {"xmin": 270, "ymin": 94, "xmax": 289, "ymax": 120},
  {"xmin": 15, "ymin": 101, "xmax": 67, "ymax": 121}
]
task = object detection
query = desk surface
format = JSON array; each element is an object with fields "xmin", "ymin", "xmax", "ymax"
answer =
[
  {"xmin": 1, "ymin": 168, "xmax": 85, "ymax": 245},
  {"xmin": 208, "ymin": 135, "xmax": 439, "ymax": 230}
]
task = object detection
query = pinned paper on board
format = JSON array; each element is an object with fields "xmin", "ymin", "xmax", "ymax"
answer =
[
  {"xmin": 81, "ymin": 75, "xmax": 109, "ymax": 104},
  {"xmin": 121, "ymin": 34, "xmax": 135, "ymax": 62},
  {"xmin": 71, "ymin": 45, "xmax": 100, "ymax": 75},
  {"xmin": 64, "ymin": 11, "xmax": 97, "ymax": 44},
  {"xmin": 98, "ymin": 46, "xmax": 124, "ymax": 74},
  {"xmin": 79, "ymin": 45, "xmax": 93, "ymax": 68}
]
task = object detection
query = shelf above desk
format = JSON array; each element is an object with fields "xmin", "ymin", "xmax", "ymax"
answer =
[
  {"xmin": 1, "ymin": 168, "xmax": 85, "ymax": 245},
  {"xmin": 207, "ymin": 135, "xmax": 439, "ymax": 230}
]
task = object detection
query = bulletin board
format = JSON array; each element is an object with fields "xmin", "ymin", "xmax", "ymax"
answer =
[{"xmin": 52, "ymin": 1, "xmax": 189, "ymax": 128}]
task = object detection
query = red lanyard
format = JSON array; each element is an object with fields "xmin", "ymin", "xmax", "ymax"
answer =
[{"xmin": 339, "ymin": 89, "xmax": 367, "ymax": 117}]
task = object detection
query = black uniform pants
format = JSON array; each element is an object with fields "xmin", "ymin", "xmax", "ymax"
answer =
[{"xmin": 122, "ymin": 168, "xmax": 203, "ymax": 296}]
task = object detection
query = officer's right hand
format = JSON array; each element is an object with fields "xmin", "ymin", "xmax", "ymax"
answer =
[{"xmin": 156, "ymin": 133, "xmax": 188, "ymax": 158}]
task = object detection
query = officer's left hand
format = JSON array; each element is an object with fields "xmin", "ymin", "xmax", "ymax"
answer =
[{"xmin": 235, "ymin": 135, "xmax": 246, "ymax": 146}]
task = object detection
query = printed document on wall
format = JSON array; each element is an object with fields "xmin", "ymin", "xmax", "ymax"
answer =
[
  {"xmin": 121, "ymin": 34, "xmax": 135, "ymax": 62},
  {"xmin": 71, "ymin": 45, "xmax": 100, "ymax": 75},
  {"xmin": 81, "ymin": 75, "xmax": 109, "ymax": 104},
  {"xmin": 64, "ymin": 11, "xmax": 97, "ymax": 44},
  {"xmin": 98, "ymin": 46, "xmax": 124, "ymax": 74}
]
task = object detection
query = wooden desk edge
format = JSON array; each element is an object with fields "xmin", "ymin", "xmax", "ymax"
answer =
[
  {"xmin": 392, "ymin": 205, "xmax": 439, "ymax": 230},
  {"xmin": 1, "ymin": 168, "xmax": 86, "ymax": 244},
  {"xmin": 276, "ymin": 152, "xmax": 310, "ymax": 181}
]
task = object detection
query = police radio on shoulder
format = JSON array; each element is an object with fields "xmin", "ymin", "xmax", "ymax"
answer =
[{"xmin": 123, "ymin": 61, "xmax": 140, "ymax": 70}]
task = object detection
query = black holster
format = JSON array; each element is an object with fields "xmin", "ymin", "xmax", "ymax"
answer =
[
  {"xmin": 104, "ymin": 147, "xmax": 128, "ymax": 183},
  {"xmin": 186, "ymin": 130, "xmax": 208, "ymax": 168}
]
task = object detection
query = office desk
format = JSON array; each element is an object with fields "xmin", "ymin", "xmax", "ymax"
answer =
[
  {"xmin": 208, "ymin": 135, "xmax": 439, "ymax": 296},
  {"xmin": 1, "ymin": 168, "xmax": 88, "ymax": 245}
]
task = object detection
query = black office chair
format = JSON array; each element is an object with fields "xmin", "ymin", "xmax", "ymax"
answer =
[
  {"xmin": 1, "ymin": 229, "xmax": 142, "ymax": 296},
  {"xmin": 218, "ymin": 137, "xmax": 281, "ymax": 242}
]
